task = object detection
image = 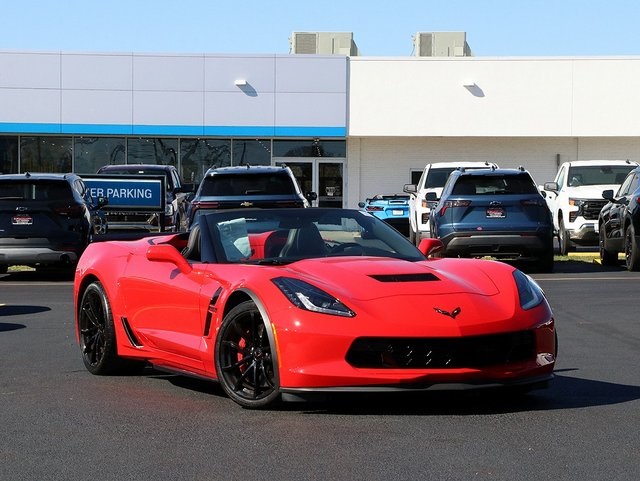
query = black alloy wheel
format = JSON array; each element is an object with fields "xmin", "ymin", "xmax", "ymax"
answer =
[
  {"xmin": 215, "ymin": 301, "xmax": 280, "ymax": 409},
  {"xmin": 624, "ymin": 224, "xmax": 640, "ymax": 271},
  {"xmin": 78, "ymin": 281, "xmax": 121, "ymax": 375}
]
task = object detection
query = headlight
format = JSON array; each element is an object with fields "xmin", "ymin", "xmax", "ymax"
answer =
[
  {"xmin": 513, "ymin": 270, "xmax": 545, "ymax": 310},
  {"xmin": 272, "ymin": 277, "xmax": 355, "ymax": 317}
]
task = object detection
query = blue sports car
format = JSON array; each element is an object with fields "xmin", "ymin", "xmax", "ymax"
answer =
[{"xmin": 359, "ymin": 193, "xmax": 410, "ymax": 235}]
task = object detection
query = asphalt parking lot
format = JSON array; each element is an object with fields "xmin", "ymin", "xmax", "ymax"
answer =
[{"xmin": 1, "ymin": 259, "xmax": 639, "ymax": 481}]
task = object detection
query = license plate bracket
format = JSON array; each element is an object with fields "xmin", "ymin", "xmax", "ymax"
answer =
[
  {"xmin": 12, "ymin": 215, "xmax": 33, "ymax": 225},
  {"xmin": 486, "ymin": 207, "xmax": 505, "ymax": 218}
]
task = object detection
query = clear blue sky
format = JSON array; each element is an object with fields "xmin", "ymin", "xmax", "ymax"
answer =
[{"xmin": 2, "ymin": 0, "xmax": 640, "ymax": 57}]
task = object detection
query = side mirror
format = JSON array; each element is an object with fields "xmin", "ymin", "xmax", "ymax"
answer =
[
  {"xmin": 358, "ymin": 201, "xmax": 365, "ymax": 208},
  {"xmin": 425, "ymin": 192, "xmax": 438, "ymax": 202},
  {"xmin": 602, "ymin": 189, "xmax": 615, "ymax": 201},
  {"xmin": 146, "ymin": 245, "xmax": 192, "ymax": 274},
  {"xmin": 178, "ymin": 183, "xmax": 196, "ymax": 194},
  {"xmin": 418, "ymin": 238, "xmax": 444, "ymax": 257},
  {"xmin": 306, "ymin": 191, "xmax": 318, "ymax": 201},
  {"xmin": 544, "ymin": 182, "xmax": 559, "ymax": 192},
  {"xmin": 403, "ymin": 184, "xmax": 417, "ymax": 194}
]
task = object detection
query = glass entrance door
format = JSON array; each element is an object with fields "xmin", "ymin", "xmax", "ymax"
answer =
[
  {"xmin": 317, "ymin": 162, "xmax": 343, "ymax": 208},
  {"xmin": 276, "ymin": 159, "xmax": 345, "ymax": 208}
]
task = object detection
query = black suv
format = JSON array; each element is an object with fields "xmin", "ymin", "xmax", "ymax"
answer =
[
  {"xmin": 96, "ymin": 164, "xmax": 194, "ymax": 232},
  {"xmin": 599, "ymin": 165, "xmax": 640, "ymax": 270},
  {"xmin": 428, "ymin": 167, "xmax": 555, "ymax": 272},
  {"xmin": 187, "ymin": 165, "xmax": 315, "ymax": 228},
  {"xmin": 0, "ymin": 172, "xmax": 107, "ymax": 273}
]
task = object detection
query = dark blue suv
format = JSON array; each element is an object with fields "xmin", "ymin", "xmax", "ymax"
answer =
[{"xmin": 428, "ymin": 167, "xmax": 554, "ymax": 272}]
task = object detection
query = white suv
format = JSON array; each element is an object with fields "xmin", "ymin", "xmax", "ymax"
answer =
[
  {"xmin": 403, "ymin": 161, "xmax": 497, "ymax": 245},
  {"xmin": 543, "ymin": 159, "xmax": 638, "ymax": 255}
]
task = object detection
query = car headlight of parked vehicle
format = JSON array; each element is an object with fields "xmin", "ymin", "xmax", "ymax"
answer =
[
  {"xmin": 272, "ymin": 277, "xmax": 355, "ymax": 317},
  {"xmin": 513, "ymin": 270, "xmax": 545, "ymax": 310}
]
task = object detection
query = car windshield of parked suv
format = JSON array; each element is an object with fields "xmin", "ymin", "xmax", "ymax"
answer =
[
  {"xmin": 0, "ymin": 180, "xmax": 73, "ymax": 201},
  {"xmin": 200, "ymin": 173, "xmax": 297, "ymax": 196},
  {"xmin": 452, "ymin": 173, "xmax": 539, "ymax": 195},
  {"xmin": 567, "ymin": 165, "xmax": 635, "ymax": 187},
  {"xmin": 425, "ymin": 168, "xmax": 457, "ymax": 188}
]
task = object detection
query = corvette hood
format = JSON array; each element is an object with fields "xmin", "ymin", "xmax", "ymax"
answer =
[{"xmin": 281, "ymin": 257, "xmax": 501, "ymax": 301}]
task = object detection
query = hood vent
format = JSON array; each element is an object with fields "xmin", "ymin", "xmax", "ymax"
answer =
[{"xmin": 369, "ymin": 273, "xmax": 439, "ymax": 283}]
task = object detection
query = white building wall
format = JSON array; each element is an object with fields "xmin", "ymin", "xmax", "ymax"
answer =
[
  {"xmin": 346, "ymin": 56, "xmax": 640, "ymax": 208},
  {"xmin": 348, "ymin": 136, "xmax": 640, "ymax": 208},
  {"xmin": 349, "ymin": 56, "xmax": 640, "ymax": 137}
]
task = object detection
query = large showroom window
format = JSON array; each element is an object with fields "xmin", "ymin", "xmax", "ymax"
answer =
[
  {"xmin": 20, "ymin": 136, "xmax": 72, "ymax": 173},
  {"xmin": 180, "ymin": 138, "xmax": 231, "ymax": 184},
  {"xmin": 0, "ymin": 136, "xmax": 18, "ymax": 174},
  {"xmin": 74, "ymin": 137, "xmax": 126, "ymax": 174},
  {"xmin": 273, "ymin": 139, "xmax": 346, "ymax": 157},
  {"xmin": 127, "ymin": 138, "xmax": 178, "ymax": 166},
  {"xmin": 232, "ymin": 139, "xmax": 271, "ymax": 166}
]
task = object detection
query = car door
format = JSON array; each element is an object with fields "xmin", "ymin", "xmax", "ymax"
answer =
[
  {"xmin": 606, "ymin": 173, "xmax": 636, "ymax": 242},
  {"xmin": 119, "ymin": 247, "xmax": 223, "ymax": 371}
]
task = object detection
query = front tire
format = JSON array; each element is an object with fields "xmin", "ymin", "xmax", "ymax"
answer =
[
  {"xmin": 78, "ymin": 281, "xmax": 121, "ymax": 374},
  {"xmin": 599, "ymin": 227, "xmax": 618, "ymax": 266},
  {"xmin": 558, "ymin": 218, "xmax": 574, "ymax": 256},
  {"xmin": 215, "ymin": 301, "xmax": 280, "ymax": 409},
  {"xmin": 624, "ymin": 224, "xmax": 640, "ymax": 271}
]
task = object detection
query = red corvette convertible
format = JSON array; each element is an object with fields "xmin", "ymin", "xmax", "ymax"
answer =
[{"xmin": 74, "ymin": 208, "xmax": 556, "ymax": 408}]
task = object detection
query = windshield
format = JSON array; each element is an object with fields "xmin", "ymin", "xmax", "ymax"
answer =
[
  {"xmin": 567, "ymin": 165, "xmax": 635, "ymax": 187},
  {"xmin": 197, "ymin": 208, "xmax": 424, "ymax": 264},
  {"xmin": 0, "ymin": 180, "xmax": 73, "ymax": 201},
  {"xmin": 451, "ymin": 173, "xmax": 538, "ymax": 195},
  {"xmin": 425, "ymin": 168, "xmax": 456, "ymax": 189},
  {"xmin": 200, "ymin": 173, "xmax": 296, "ymax": 196}
]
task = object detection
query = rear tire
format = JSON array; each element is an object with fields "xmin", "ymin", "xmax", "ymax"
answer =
[
  {"xmin": 78, "ymin": 281, "xmax": 123, "ymax": 375},
  {"xmin": 538, "ymin": 247, "xmax": 555, "ymax": 273}
]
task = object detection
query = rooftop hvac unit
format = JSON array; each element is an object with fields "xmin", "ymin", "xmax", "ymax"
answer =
[
  {"xmin": 290, "ymin": 32, "xmax": 359, "ymax": 55},
  {"xmin": 413, "ymin": 32, "xmax": 472, "ymax": 57}
]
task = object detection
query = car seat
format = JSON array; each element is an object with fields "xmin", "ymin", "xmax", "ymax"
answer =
[
  {"xmin": 569, "ymin": 174, "xmax": 583, "ymax": 186},
  {"xmin": 279, "ymin": 223, "xmax": 326, "ymax": 257}
]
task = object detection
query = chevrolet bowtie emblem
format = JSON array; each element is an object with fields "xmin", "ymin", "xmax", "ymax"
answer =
[
  {"xmin": 240, "ymin": 201, "xmax": 253, "ymax": 207},
  {"xmin": 433, "ymin": 307, "xmax": 461, "ymax": 319}
]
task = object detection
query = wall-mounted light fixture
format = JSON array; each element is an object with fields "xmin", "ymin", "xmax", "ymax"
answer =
[
  {"xmin": 234, "ymin": 79, "xmax": 247, "ymax": 86},
  {"xmin": 462, "ymin": 80, "xmax": 476, "ymax": 88}
]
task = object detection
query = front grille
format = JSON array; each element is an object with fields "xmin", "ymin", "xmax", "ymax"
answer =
[
  {"xmin": 581, "ymin": 200, "xmax": 607, "ymax": 220},
  {"xmin": 346, "ymin": 331, "xmax": 535, "ymax": 369}
]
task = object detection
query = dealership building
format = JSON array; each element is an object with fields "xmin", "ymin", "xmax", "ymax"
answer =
[{"xmin": 2, "ymin": 31, "xmax": 640, "ymax": 208}]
